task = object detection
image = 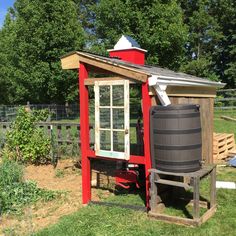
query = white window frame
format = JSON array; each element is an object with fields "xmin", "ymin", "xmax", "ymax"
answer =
[{"xmin": 94, "ymin": 80, "xmax": 130, "ymax": 160}]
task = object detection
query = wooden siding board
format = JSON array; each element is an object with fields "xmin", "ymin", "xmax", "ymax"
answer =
[
  {"xmin": 166, "ymin": 86, "xmax": 216, "ymax": 98},
  {"xmin": 209, "ymin": 98, "xmax": 214, "ymax": 163}
]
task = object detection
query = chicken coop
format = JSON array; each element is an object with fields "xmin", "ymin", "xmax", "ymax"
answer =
[{"xmin": 60, "ymin": 35, "xmax": 224, "ymax": 214}]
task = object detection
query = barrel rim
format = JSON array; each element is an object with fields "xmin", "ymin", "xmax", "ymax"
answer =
[{"xmin": 150, "ymin": 104, "xmax": 200, "ymax": 111}]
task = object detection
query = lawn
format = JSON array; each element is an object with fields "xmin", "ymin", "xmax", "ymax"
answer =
[
  {"xmin": 214, "ymin": 119, "xmax": 236, "ymax": 137},
  {"xmin": 214, "ymin": 109, "xmax": 236, "ymax": 119},
  {"xmin": 35, "ymin": 116, "xmax": 236, "ymax": 236},
  {"xmin": 35, "ymin": 167, "xmax": 236, "ymax": 236}
]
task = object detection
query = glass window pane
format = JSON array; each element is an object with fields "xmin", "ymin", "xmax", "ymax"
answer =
[
  {"xmin": 113, "ymin": 131, "xmax": 125, "ymax": 152},
  {"xmin": 113, "ymin": 108, "xmax": 124, "ymax": 129},
  {"xmin": 100, "ymin": 86, "xmax": 110, "ymax": 106},
  {"xmin": 100, "ymin": 130, "xmax": 111, "ymax": 151},
  {"xmin": 113, "ymin": 85, "xmax": 124, "ymax": 106},
  {"xmin": 100, "ymin": 108, "xmax": 110, "ymax": 128}
]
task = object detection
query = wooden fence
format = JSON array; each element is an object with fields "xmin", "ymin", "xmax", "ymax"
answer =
[
  {"xmin": 0, "ymin": 121, "xmax": 143, "ymax": 159},
  {"xmin": 0, "ymin": 122, "xmax": 94, "ymax": 159}
]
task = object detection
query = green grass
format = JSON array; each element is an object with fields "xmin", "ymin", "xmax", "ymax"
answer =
[
  {"xmin": 35, "ymin": 168, "xmax": 236, "ymax": 236},
  {"xmin": 217, "ymin": 166, "xmax": 236, "ymax": 181},
  {"xmin": 214, "ymin": 119, "xmax": 236, "ymax": 137},
  {"xmin": 214, "ymin": 109, "xmax": 236, "ymax": 119},
  {"xmin": 214, "ymin": 108, "xmax": 236, "ymax": 137}
]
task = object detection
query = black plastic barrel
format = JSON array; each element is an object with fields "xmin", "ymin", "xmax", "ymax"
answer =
[{"xmin": 150, "ymin": 104, "xmax": 202, "ymax": 173}]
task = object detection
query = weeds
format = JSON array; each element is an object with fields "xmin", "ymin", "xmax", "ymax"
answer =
[
  {"xmin": 0, "ymin": 159, "xmax": 59, "ymax": 215},
  {"xmin": 55, "ymin": 169, "xmax": 65, "ymax": 178}
]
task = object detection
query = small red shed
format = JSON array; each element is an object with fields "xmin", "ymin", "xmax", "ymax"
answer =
[{"xmin": 60, "ymin": 35, "xmax": 224, "ymax": 208}]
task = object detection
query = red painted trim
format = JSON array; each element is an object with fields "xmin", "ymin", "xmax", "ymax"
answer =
[
  {"xmin": 129, "ymin": 155, "xmax": 145, "ymax": 164},
  {"xmin": 109, "ymin": 49, "xmax": 145, "ymax": 65},
  {"xmin": 142, "ymin": 82, "xmax": 152, "ymax": 209},
  {"xmin": 87, "ymin": 150, "xmax": 145, "ymax": 165},
  {"xmin": 79, "ymin": 63, "xmax": 91, "ymax": 204},
  {"xmin": 87, "ymin": 149, "xmax": 96, "ymax": 157}
]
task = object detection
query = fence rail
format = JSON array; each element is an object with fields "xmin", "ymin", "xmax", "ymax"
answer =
[
  {"xmin": 0, "ymin": 121, "xmax": 142, "ymax": 158},
  {"xmin": 214, "ymin": 106, "xmax": 236, "ymax": 110},
  {"xmin": 217, "ymin": 89, "xmax": 236, "ymax": 92},
  {"xmin": 0, "ymin": 103, "xmax": 81, "ymax": 122},
  {"xmin": 0, "ymin": 122, "xmax": 94, "ymax": 158},
  {"xmin": 0, "ymin": 98, "xmax": 141, "ymax": 122},
  {"xmin": 214, "ymin": 89, "xmax": 236, "ymax": 118},
  {"xmin": 215, "ymin": 97, "xmax": 236, "ymax": 102}
]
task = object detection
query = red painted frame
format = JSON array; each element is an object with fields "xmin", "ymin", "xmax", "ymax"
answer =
[
  {"xmin": 79, "ymin": 63, "xmax": 91, "ymax": 204},
  {"xmin": 79, "ymin": 62, "xmax": 152, "ymax": 209}
]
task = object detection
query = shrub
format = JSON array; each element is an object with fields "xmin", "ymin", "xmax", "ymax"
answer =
[
  {"xmin": 0, "ymin": 159, "xmax": 58, "ymax": 214},
  {"xmin": 0, "ymin": 159, "xmax": 23, "ymax": 187},
  {"xmin": 2, "ymin": 107, "xmax": 51, "ymax": 164}
]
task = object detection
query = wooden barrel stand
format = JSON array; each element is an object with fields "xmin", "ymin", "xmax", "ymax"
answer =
[{"xmin": 148, "ymin": 165, "xmax": 217, "ymax": 227}]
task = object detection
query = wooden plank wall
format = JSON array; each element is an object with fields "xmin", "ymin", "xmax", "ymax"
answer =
[{"xmin": 151, "ymin": 96, "xmax": 214, "ymax": 164}]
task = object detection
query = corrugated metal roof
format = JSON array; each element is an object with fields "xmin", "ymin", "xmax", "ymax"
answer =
[{"xmin": 75, "ymin": 51, "xmax": 225, "ymax": 87}]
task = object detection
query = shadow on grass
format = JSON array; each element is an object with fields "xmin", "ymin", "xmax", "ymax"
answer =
[
  {"xmin": 91, "ymin": 184, "xmax": 147, "ymax": 212},
  {"xmin": 160, "ymin": 187, "xmax": 210, "ymax": 219}
]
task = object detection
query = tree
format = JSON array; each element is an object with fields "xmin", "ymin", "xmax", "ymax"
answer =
[
  {"xmin": 0, "ymin": 29, "xmax": 9, "ymax": 104},
  {"xmin": 211, "ymin": 0, "xmax": 236, "ymax": 87},
  {"xmin": 84, "ymin": 0, "xmax": 188, "ymax": 70},
  {"xmin": 0, "ymin": 0, "xmax": 85, "ymax": 104},
  {"xmin": 179, "ymin": 0, "xmax": 222, "ymax": 81},
  {"xmin": 180, "ymin": 0, "xmax": 236, "ymax": 86},
  {"xmin": 0, "ymin": 11, "xmax": 18, "ymax": 104}
]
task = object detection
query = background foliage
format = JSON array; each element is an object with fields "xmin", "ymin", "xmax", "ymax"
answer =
[
  {"xmin": 2, "ymin": 107, "xmax": 51, "ymax": 164},
  {"xmin": 0, "ymin": 0, "xmax": 84, "ymax": 104},
  {"xmin": 0, "ymin": 0, "xmax": 235, "ymax": 105}
]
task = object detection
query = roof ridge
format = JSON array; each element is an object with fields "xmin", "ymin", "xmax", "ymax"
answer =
[{"xmin": 77, "ymin": 49, "xmax": 109, "ymax": 58}]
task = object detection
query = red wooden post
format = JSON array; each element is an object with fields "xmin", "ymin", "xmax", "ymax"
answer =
[
  {"xmin": 142, "ymin": 81, "xmax": 152, "ymax": 209},
  {"xmin": 79, "ymin": 63, "xmax": 91, "ymax": 204}
]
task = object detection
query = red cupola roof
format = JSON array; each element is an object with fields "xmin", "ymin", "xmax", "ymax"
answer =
[{"xmin": 108, "ymin": 35, "xmax": 147, "ymax": 65}]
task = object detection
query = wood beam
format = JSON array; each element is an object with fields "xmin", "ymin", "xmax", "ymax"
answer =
[
  {"xmin": 61, "ymin": 53, "xmax": 80, "ymax": 70},
  {"xmin": 79, "ymin": 55, "xmax": 148, "ymax": 82},
  {"xmin": 84, "ymin": 77, "xmax": 138, "ymax": 85}
]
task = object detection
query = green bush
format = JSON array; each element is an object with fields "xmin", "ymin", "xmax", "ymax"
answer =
[
  {"xmin": 0, "ymin": 159, "xmax": 23, "ymax": 187},
  {"xmin": 2, "ymin": 107, "xmax": 51, "ymax": 164},
  {"xmin": 0, "ymin": 159, "xmax": 58, "ymax": 214}
]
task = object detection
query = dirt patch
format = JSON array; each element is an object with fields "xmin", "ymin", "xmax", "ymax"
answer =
[{"xmin": 0, "ymin": 159, "xmax": 110, "ymax": 235}]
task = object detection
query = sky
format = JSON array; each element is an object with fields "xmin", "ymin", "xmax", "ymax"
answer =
[{"xmin": 0, "ymin": 0, "xmax": 15, "ymax": 28}]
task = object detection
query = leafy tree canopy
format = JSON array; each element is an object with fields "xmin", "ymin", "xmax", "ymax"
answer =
[
  {"xmin": 210, "ymin": 0, "xmax": 236, "ymax": 87},
  {"xmin": 0, "ymin": 0, "xmax": 84, "ymax": 104},
  {"xmin": 179, "ymin": 0, "xmax": 236, "ymax": 86},
  {"xmin": 88, "ymin": 0, "xmax": 188, "ymax": 70}
]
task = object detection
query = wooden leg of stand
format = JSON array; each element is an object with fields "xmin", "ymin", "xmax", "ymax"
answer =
[
  {"xmin": 150, "ymin": 172, "xmax": 158, "ymax": 212},
  {"xmin": 210, "ymin": 167, "xmax": 216, "ymax": 208},
  {"xmin": 193, "ymin": 177, "xmax": 200, "ymax": 219}
]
